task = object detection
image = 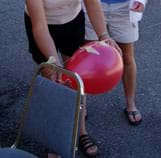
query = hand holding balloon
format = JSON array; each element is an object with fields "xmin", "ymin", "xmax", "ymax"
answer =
[{"xmin": 62, "ymin": 41, "xmax": 123, "ymax": 95}]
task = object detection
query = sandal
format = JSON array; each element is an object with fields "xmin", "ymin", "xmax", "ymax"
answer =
[
  {"xmin": 79, "ymin": 134, "xmax": 98, "ymax": 157},
  {"xmin": 124, "ymin": 109, "xmax": 142, "ymax": 125}
]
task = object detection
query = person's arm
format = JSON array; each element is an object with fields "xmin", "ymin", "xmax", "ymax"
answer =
[
  {"xmin": 26, "ymin": 0, "xmax": 60, "ymax": 65},
  {"xmin": 83, "ymin": 0, "xmax": 122, "ymax": 54},
  {"xmin": 83, "ymin": 0, "xmax": 109, "ymax": 40}
]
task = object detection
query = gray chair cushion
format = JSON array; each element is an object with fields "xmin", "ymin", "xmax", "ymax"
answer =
[{"xmin": 22, "ymin": 75, "xmax": 79, "ymax": 158}]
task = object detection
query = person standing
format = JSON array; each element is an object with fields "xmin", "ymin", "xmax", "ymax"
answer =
[
  {"xmin": 24, "ymin": 0, "xmax": 120, "ymax": 157},
  {"xmin": 84, "ymin": 0, "xmax": 147, "ymax": 125}
]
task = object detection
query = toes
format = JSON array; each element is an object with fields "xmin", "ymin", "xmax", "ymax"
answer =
[
  {"xmin": 128, "ymin": 115, "xmax": 136, "ymax": 123},
  {"xmin": 86, "ymin": 145, "xmax": 98, "ymax": 155},
  {"xmin": 134, "ymin": 113, "xmax": 142, "ymax": 122},
  {"xmin": 125, "ymin": 109, "xmax": 142, "ymax": 125},
  {"xmin": 79, "ymin": 134, "xmax": 98, "ymax": 156}
]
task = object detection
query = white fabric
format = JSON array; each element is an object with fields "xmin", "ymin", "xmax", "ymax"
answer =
[
  {"xmin": 85, "ymin": 1, "xmax": 139, "ymax": 43},
  {"xmin": 44, "ymin": 0, "xmax": 82, "ymax": 24},
  {"xmin": 26, "ymin": 0, "xmax": 82, "ymax": 25},
  {"xmin": 129, "ymin": 0, "xmax": 147, "ymax": 24}
]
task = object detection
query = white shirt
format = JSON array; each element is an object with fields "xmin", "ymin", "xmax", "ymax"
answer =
[{"xmin": 26, "ymin": 0, "xmax": 82, "ymax": 25}]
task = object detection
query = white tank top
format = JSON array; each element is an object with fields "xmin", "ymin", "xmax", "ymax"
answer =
[{"xmin": 26, "ymin": 0, "xmax": 82, "ymax": 25}]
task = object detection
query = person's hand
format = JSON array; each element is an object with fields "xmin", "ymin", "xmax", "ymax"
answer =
[
  {"xmin": 40, "ymin": 56, "xmax": 62, "ymax": 82},
  {"xmin": 40, "ymin": 64, "xmax": 59, "ymax": 81},
  {"xmin": 40, "ymin": 56, "xmax": 72, "ymax": 87},
  {"xmin": 98, "ymin": 32, "xmax": 122, "ymax": 55},
  {"xmin": 104, "ymin": 38, "xmax": 122, "ymax": 56},
  {"xmin": 130, "ymin": 1, "xmax": 145, "ymax": 12}
]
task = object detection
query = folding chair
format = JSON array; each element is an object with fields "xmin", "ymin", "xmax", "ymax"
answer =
[{"xmin": 9, "ymin": 63, "xmax": 85, "ymax": 158}]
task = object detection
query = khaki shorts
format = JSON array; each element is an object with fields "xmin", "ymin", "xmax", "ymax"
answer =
[{"xmin": 85, "ymin": 1, "xmax": 139, "ymax": 43}]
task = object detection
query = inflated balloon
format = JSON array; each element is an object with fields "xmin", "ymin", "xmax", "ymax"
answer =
[{"xmin": 62, "ymin": 41, "xmax": 123, "ymax": 94}]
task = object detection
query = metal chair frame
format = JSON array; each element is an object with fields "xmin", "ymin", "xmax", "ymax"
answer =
[{"xmin": 10, "ymin": 63, "xmax": 85, "ymax": 158}]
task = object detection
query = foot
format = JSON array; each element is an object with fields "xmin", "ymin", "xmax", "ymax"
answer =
[
  {"xmin": 79, "ymin": 134, "xmax": 98, "ymax": 157},
  {"xmin": 48, "ymin": 153, "xmax": 61, "ymax": 158},
  {"xmin": 124, "ymin": 108, "xmax": 142, "ymax": 125}
]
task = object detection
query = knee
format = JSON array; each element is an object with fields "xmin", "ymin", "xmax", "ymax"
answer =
[
  {"xmin": 118, "ymin": 43, "xmax": 135, "ymax": 66},
  {"xmin": 123, "ymin": 53, "xmax": 136, "ymax": 66}
]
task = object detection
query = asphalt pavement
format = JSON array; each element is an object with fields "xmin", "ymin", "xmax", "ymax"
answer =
[{"xmin": 0, "ymin": 0, "xmax": 161, "ymax": 158}]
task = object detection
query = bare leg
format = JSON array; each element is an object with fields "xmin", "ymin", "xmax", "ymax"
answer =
[
  {"xmin": 79, "ymin": 95, "xmax": 98, "ymax": 155},
  {"xmin": 118, "ymin": 42, "xmax": 142, "ymax": 122},
  {"xmin": 62, "ymin": 54, "xmax": 98, "ymax": 155}
]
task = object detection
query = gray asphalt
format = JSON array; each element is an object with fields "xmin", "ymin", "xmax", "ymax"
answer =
[{"xmin": 0, "ymin": 0, "xmax": 161, "ymax": 158}]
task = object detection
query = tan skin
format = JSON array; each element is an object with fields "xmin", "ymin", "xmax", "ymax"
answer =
[
  {"xmin": 26, "ymin": 1, "xmax": 144, "ymax": 157},
  {"xmin": 25, "ymin": 0, "xmax": 121, "ymax": 157},
  {"xmin": 117, "ymin": 1, "xmax": 145, "ymax": 123},
  {"xmin": 118, "ymin": 43, "xmax": 142, "ymax": 122},
  {"xmin": 85, "ymin": 1, "xmax": 144, "ymax": 124}
]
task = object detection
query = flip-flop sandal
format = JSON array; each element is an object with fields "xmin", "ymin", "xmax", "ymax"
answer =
[
  {"xmin": 79, "ymin": 134, "xmax": 98, "ymax": 157},
  {"xmin": 124, "ymin": 109, "xmax": 142, "ymax": 125}
]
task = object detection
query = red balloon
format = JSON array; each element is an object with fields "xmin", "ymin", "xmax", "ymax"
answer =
[{"xmin": 62, "ymin": 41, "xmax": 123, "ymax": 94}]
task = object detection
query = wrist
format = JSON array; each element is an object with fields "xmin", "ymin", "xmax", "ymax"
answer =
[
  {"xmin": 98, "ymin": 32, "xmax": 110, "ymax": 41},
  {"xmin": 47, "ymin": 56, "xmax": 62, "ymax": 67},
  {"xmin": 47, "ymin": 56, "xmax": 57, "ymax": 64}
]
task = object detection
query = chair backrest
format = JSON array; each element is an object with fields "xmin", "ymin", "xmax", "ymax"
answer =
[
  {"xmin": 0, "ymin": 148, "xmax": 38, "ymax": 158},
  {"xmin": 21, "ymin": 75, "xmax": 81, "ymax": 158}
]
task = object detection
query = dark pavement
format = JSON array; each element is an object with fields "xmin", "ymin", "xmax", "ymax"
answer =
[{"xmin": 0, "ymin": 0, "xmax": 161, "ymax": 158}]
